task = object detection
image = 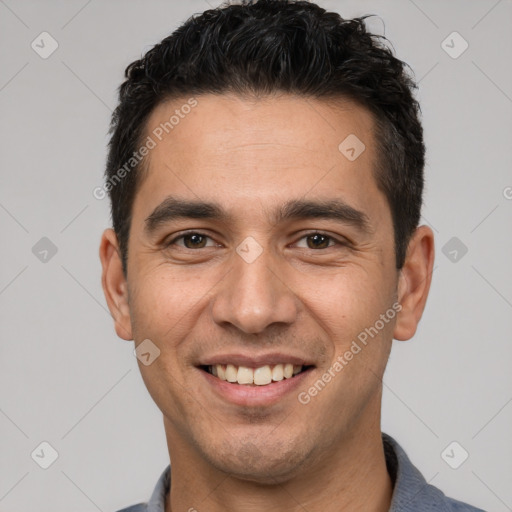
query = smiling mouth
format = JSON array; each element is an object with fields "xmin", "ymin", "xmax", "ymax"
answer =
[{"xmin": 200, "ymin": 364, "xmax": 313, "ymax": 386}]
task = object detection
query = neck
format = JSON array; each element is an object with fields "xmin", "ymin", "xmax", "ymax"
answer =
[{"xmin": 164, "ymin": 417, "xmax": 393, "ymax": 512}]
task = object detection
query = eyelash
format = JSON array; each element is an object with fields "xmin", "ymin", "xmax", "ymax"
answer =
[{"xmin": 164, "ymin": 230, "xmax": 347, "ymax": 250}]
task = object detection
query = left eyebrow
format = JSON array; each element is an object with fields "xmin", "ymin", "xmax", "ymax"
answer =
[
  {"xmin": 144, "ymin": 196, "xmax": 372, "ymax": 235},
  {"xmin": 269, "ymin": 198, "xmax": 373, "ymax": 234}
]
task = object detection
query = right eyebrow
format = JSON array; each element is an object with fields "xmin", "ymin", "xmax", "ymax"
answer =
[{"xmin": 144, "ymin": 196, "xmax": 231, "ymax": 235}]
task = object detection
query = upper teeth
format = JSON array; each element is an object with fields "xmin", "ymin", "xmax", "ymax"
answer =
[{"xmin": 210, "ymin": 364, "xmax": 303, "ymax": 386}]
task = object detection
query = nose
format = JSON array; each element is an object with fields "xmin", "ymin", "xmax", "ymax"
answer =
[{"xmin": 211, "ymin": 247, "xmax": 298, "ymax": 334}]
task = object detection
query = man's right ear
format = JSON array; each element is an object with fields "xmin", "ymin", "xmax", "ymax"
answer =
[{"xmin": 99, "ymin": 228, "xmax": 133, "ymax": 341}]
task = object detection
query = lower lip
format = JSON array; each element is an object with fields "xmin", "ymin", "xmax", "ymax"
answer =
[{"xmin": 199, "ymin": 367, "xmax": 314, "ymax": 407}]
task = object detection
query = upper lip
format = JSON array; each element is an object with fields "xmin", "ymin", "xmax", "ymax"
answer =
[{"xmin": 197, "ymin": 352, "xmax": 314, "ymax": 368}]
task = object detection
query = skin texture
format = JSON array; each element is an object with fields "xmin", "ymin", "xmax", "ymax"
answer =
[{"xmin": 100, "ymin": 93, "xmax": 435, "ymax": 512}]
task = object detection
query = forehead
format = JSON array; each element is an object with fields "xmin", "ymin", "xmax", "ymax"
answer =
[
  {"xmin": 135, "ymin": 93, "xmax": 384, "ymax": 225},
  {"xmin": 144, "ymin": 93, "xmax": 375, "ymax": 161}
]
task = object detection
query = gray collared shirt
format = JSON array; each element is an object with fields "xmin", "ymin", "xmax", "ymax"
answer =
[{"xmin": 116, "ymin": 433, "xmax": 485, "ymax": 511}]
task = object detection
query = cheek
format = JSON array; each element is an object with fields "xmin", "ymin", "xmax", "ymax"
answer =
[
  {"xmin": 128, "ymin": 271, "xmax": 202, "ymax": 419},
  {"xmin": 129, "ymin": 267, "xmax": 207, "ymax": 337},
  {"xmin": 303, "ymin": 266, "xmax": 395, "ymax": 344}
]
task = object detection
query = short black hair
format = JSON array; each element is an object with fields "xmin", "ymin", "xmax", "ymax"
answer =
[{"xmin": 105, "ymin": 0, "xmax": 425, "ymax": 275}]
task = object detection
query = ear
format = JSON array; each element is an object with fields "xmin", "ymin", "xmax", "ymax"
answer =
[
  {"xmin": 99, "ymin": 228, "xmax": 133, "ymax": 341},
  {"xmin": 394, "ymin": 225, "xmax": 435, "ymax": 341}
]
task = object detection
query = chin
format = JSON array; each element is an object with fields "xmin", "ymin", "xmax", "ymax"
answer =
[{"xmin": 206, "ymin": 437, "xmax": 311, "ymax": 484}]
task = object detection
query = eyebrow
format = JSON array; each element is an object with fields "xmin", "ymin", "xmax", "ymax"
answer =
[{"xmin": 144, "ymin": 196, "xmax": 372, "ymax": 235}]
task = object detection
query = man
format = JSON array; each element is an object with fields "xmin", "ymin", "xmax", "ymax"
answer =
[{"xmin": 99, "ymin": 1, "xmax": 484, "ymax": 510}]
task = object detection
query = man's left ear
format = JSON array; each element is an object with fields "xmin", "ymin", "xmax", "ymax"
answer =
[{"xmin": 394, "ymin": 225, "xmax": 435, "ymax": 341}]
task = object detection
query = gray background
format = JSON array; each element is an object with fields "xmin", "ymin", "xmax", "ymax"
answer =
[{"xmin": 1, "ymin": 0, "xmax": 511, "ymax": 511}]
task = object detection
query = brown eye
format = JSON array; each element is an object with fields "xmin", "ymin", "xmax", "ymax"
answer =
[
  {"xmin": 181, "ymin": 233, "xmax": 208, "ymax": 248},
  {"xmin": 165, "ymin": 232, "xmax": 216, "ymax": 249},
  {"xmin": 307, "ymin": 234, "xmax": 331, "ymax": 249}
]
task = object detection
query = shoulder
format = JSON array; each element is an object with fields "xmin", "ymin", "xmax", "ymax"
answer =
[
  {"xmin": 114, "ymin": 464, "xmax": 170, "ymax": 512},
  {"xmin": 115, "ymin": 505, "xmax": 147, "ymax": 512},
  {"xmin": 443, "ymin": 495, "xmax": 486, "ymax": 511},
  {"xmin": 382, "ymin": 433, "xmax": 486, "ymax": 512},
  {"xmin": 415, "ymin": 482, "xmax": 486, "ymax": 511}
]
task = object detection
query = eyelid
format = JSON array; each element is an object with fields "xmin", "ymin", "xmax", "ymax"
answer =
[
  {"xmin": 164, "ymin": 230, "xmax": 348, "ymax": 249},
  {"xmin": 164, "ymin": 230, "xmax": 219, "ymax": 248},
  {"xmin": 291, "ymin": 230, "xmax": 347, "ymax": 249}
]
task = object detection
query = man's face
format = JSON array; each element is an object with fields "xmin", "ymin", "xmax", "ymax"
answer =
[{"xmin": 117, "ymin": 94, "xmax": 402, "ymax": 480}]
